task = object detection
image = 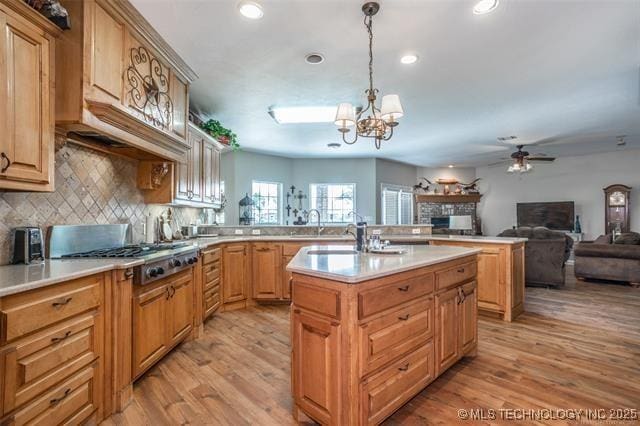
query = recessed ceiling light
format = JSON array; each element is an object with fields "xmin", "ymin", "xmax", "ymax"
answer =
[
  {"xmin": 238, "ymin": 1, "xmax": 263, "ymax": 19},
  {"xmin": 305, "ymin": 53, "xmax": 325, "ymax": 64},
  {"xmin": 448, "ymin": 164, "xmax": 454, "ymax": 168},
  {"xmin": 327, "ymin": 143, "xmax": 341, "ymax": 149},
  {"xmin": 400, "ymin": 54, "xmax": 418, "ymax": 65},
  {"xmin": 268, "ymin": 106, "xmax": 337, "ymax": 124},
  {"xmin": 473, "ymin": 0, "xmax": 499, "ymax": 15}
]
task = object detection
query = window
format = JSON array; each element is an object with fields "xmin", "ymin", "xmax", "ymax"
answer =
[
  {"xmin": 382, "ymin": 184, "xmax": 413, "ymax": 225},
  {"xmin": 309, "ymin": 183, "xmax": 356, "ymax": 223},
  {"xmin": 251, "ymin": 181, "xmax": 282, "ymax": 224}
]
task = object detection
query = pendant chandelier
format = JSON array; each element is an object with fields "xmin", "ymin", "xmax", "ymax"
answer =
[{"xmin": 334, "ymin": 2, "xmax": 404, "ymax": 150}]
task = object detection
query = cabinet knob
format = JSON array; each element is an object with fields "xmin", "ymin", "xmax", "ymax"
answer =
[{"xmin": 0, "ymin": 152, "xmax": 11, "ymax": 173}]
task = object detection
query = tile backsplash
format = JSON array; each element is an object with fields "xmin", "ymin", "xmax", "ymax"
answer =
[{"xmin": 0, "ymin": 143, "xmax": 202, "ymax": 265}]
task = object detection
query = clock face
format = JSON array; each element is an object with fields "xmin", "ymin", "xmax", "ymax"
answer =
[{"xmin": 609, "ymin": 191, "xmax": 626, "ymax": 207}]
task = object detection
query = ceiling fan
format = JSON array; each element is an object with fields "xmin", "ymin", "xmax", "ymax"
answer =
[{"xmin": 507, "ymin": 144, "xmax": 555, "ymax": 173}]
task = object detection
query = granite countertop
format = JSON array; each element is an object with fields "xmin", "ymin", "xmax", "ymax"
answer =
[
  {"xmin": 0, "ymin": 258, "xmax": 143, "ymax": 297},
  {"xmin": 0, "ymin": 233, "xmax": 521, "ymax": 298},
  {"xmin": 426, "ymin": 235, "xmax": 528, "ymax": 244},
  {"xmin": 286, "ymin": 244, "xmax": 482, "ymax": 284}
]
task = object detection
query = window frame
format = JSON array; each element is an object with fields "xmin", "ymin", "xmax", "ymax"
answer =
[
  {"xmin": 381, "ymin": 183, "xmax": 414, "ymax": 225},
  {"xmin": 251, "ymin": 180, "xmax": 283, "ymax": 225},
  {"xmin": 308, "ymin": 183, "xmax": 357, "ymax": 224}
]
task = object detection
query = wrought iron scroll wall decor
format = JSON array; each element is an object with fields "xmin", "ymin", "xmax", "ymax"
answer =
[{"xmin": 126, "ymin": 46, "xmax": 174, "ymax": 130}]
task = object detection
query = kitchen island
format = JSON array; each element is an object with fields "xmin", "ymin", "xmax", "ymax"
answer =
[{"xmin": 287, "ymin": 244, "xmax": 481, "ymax": 425}]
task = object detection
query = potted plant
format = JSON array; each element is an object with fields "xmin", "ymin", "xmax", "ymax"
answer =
[{"xmin": 200, "ymin": 119, "xmax": 240, "ymax": 150}]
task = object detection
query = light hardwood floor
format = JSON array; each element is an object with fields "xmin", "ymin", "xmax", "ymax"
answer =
[{"xmin": 103, "ymin": 271, "xmax": 640, "ymax": 425}]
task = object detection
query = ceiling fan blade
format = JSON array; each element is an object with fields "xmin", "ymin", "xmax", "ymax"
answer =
[{"xmin": 528, "ymin": 157, "xmax": 556, "ymax": 162}]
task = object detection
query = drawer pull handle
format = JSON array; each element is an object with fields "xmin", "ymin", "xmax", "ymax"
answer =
[
  {"xmin": 51, "ymin": 331, "xmax": 72, "ymax": 343},
  {"xmin": 256, "ymin": 248, "xmax": 270, "ymax": 252},
  {"xmin": 0, "ymin": 152, "xmax": 10, "ymax": 173},
  {"xmin": 397, "ymin": 285, "xmax": 410, "ymax": 292},
  {"xmin": 398, "ymin": 314, "xmax": 410, "ymax": 321},
  {"xmin": 457, "ymin": 268, "xmax": 466, "ymax": 273},
  {"xmin": 124, "ymin": 270, "xmax": 134, "ymax": 279},
  {"xmin": 50, "ymin": 388, "xmax": 71, "ymax": 406},
  {"xmin": 52, "ymin": 297, "xmax": 73, "ymax": 308},
  {"xmin": 398, "ymin": 364, "xmax": 409, "ymax": 372},
  {"xmin": 166, "ymin": 287, "xmax": 171, "ymax": 300},
  {"xmin": 457, "ymin": 287, "xmax": 466, "ymax": 304}
]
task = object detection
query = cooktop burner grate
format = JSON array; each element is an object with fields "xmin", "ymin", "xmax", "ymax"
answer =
[{"xmin": 61, "ymin": 243, "xmax": 189, "ymax": 259}]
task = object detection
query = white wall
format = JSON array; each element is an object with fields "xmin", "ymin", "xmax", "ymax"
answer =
[
  {"xmin": 476, "ymin": 148, "xmax": 640, "ymax": 239},
  {"xmin": 416, "ymin": 167, "xmax": 477, "ymax": 185}
]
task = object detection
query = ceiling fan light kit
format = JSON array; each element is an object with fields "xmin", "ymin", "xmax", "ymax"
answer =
[{"xmin": 334, "ymin": 2, "xmax": 404, "ymax": 150}]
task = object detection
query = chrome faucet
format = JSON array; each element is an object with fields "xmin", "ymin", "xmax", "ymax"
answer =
[{"xmin": 307, "ymin": 209, "xmax": 324, "ymax": 236}]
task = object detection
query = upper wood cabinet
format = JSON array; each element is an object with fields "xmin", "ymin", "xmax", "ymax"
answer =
[
  {"xmin": 139, "ymin": 123, "xmax": 224, "ymax": 208},
  {"xmin": 0, "ymin": 0, "xmax": 60, "ymax": 191},
  {"xmin": 56, "ymin": 0, "xmax": 197, "ymax": 162}
]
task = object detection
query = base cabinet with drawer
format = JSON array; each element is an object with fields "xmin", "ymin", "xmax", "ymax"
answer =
[
  {"xmin": 429, "ymin": 240, "xmax": 524, "ymax": 321},
  {"xmin": 290, "ymin": 255, "xmax": 478, "ymax": 426},
  {"xmin": 0, "ymin": 273, "xmax": 106, "ymax": 424}
]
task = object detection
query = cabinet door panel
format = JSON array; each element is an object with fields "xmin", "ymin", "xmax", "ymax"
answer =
[
  {"xmin": 476, "ymin": 249, "xmax": 503, "ymax": 312},
  {"xmin": 252, "ymin": 244, "xmax": 281, "ymax": 299},
  {"xmin": 202, "ymin": 139, "xmax": 214, "ymax": 203},
  {"xmin": 0, "ymin": 13, "xmax": 51, "ymax": 184},
  {"xmin": 175, "ymin": 132, "xmax": 194, "ymax": 201},
  {"xmin": 282, "ymin": 254, "xmax": 294, "ymax": 300},
  {"xmin": 133, "ymin": 284, "xmax": 168, "ymax": 378},
  {"xmin": 91, "ymin": 3, "xmax": 123, "ymax": 100},
  {"xmin": 291, "ymin": 309, "xmax": 341, "ymax": 425},
  {"xmin": 170, "ymin": 72, "xmax": 187, "ymax": 139},
  {"xmin": 222, "ymin": 245, "xmax": 248, "ymax": 303},
  {"xmin": 190, "ymin": 134, "xmax": 203, "ymax": 202},
  {"xmin": 459, "ymin": 282, "xmax": 477, "ymax": 354},
  {"xmin": 435, "ymin": 287, "xmax": 459, "ymax": 376},
  {"xmin": 168, "ymin": 273, "xmax": 193, "ymax": 346}
]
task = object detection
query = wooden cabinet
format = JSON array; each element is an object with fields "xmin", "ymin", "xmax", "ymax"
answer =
[
  {"xmin": 140, "ymin": 123, "xmax": 223, "ymax": 208},
  {"xmin": 430, "ymin": 240, "xmax": 525, "ymax": 321},
  {"xmin": 222, "ymin": 244, "xmax": 249, "ymax": 306},
  {"xmin": 132, "ymin": 269, "xmax": 193, "ymax": 378},
  {"xmin": 56, "ymin": 0, "xmax": 196, "ymax": 162},
  {"xmin": 291, "ymin": 255, "xmax": 478, "ymax": 425},
  {"xmin": 291, "ymin": 308, "xmax": 342, "ymax": 425},
  {"xmin": 252, "ymin": 243, "xmax": 283, "ymax": 300},
  {"xmin": 435, "ymin": 287, "xmax": 459, "ymax": 374},
  {"xmin": 0, "ymin": 272, "xmax": 105, "ymax": 423},
  {"xmin": 201, "ymin": 248, "xmax": 221, "ymax": 321},
  {"xmin": 435, "ymin": 281, "xmax": 477, "ymax": 376},
  {"xmin": 0, "ymin": 0, "xmax": 59, "ymax": 191}
]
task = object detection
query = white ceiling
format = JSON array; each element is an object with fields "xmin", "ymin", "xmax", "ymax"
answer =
[{"xmin": 131, "ymin": 0, "xmax": 640, "ymax": 167}]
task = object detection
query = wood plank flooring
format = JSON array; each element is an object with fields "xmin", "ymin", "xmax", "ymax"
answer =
[{"xmin": 103, "ymin": 271, "xmax": 640, "ymax": 425}]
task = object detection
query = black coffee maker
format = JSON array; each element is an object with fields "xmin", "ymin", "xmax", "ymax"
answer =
[{"xmin": 12, "ymin": 227, "xmax": 45, "ymax": 264}]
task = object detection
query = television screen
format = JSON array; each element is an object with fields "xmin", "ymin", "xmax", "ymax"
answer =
[{"xmin": 517, "ymin": 201, "xmax": 575, "ymax": 231}]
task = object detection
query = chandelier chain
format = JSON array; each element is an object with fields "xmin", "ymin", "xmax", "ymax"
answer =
[{"xmin": 365, "ymin": 15, "xmax": 374, "ymax": 94}]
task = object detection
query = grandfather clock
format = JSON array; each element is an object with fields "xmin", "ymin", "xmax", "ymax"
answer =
[{"xmin": 604, "ymin": 184, "xmax": 631, "ymax": 234}]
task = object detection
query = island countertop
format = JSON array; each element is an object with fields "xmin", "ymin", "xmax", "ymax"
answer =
[{"xmin": 286, "ymin": 244, "xmax": 481, "ymax": 283}]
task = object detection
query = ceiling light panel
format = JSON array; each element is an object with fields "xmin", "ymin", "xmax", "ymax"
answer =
[{"xmin": 400, "ymin": 54, "xmax": 418, "ymax": 65}]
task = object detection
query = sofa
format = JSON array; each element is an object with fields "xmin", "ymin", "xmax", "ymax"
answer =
[
  {"xmin": 497, "ymin": 226, "xmax": 573, "ymax": 288},
  {"xmin": 574, "ymin": 232, "xmax": 640, "ymax": 287}
]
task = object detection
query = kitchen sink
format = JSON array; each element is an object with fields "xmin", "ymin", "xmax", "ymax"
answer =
[{"xmin": 307, "ymin": 249, "xmax": 359, "ymax": 255}]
